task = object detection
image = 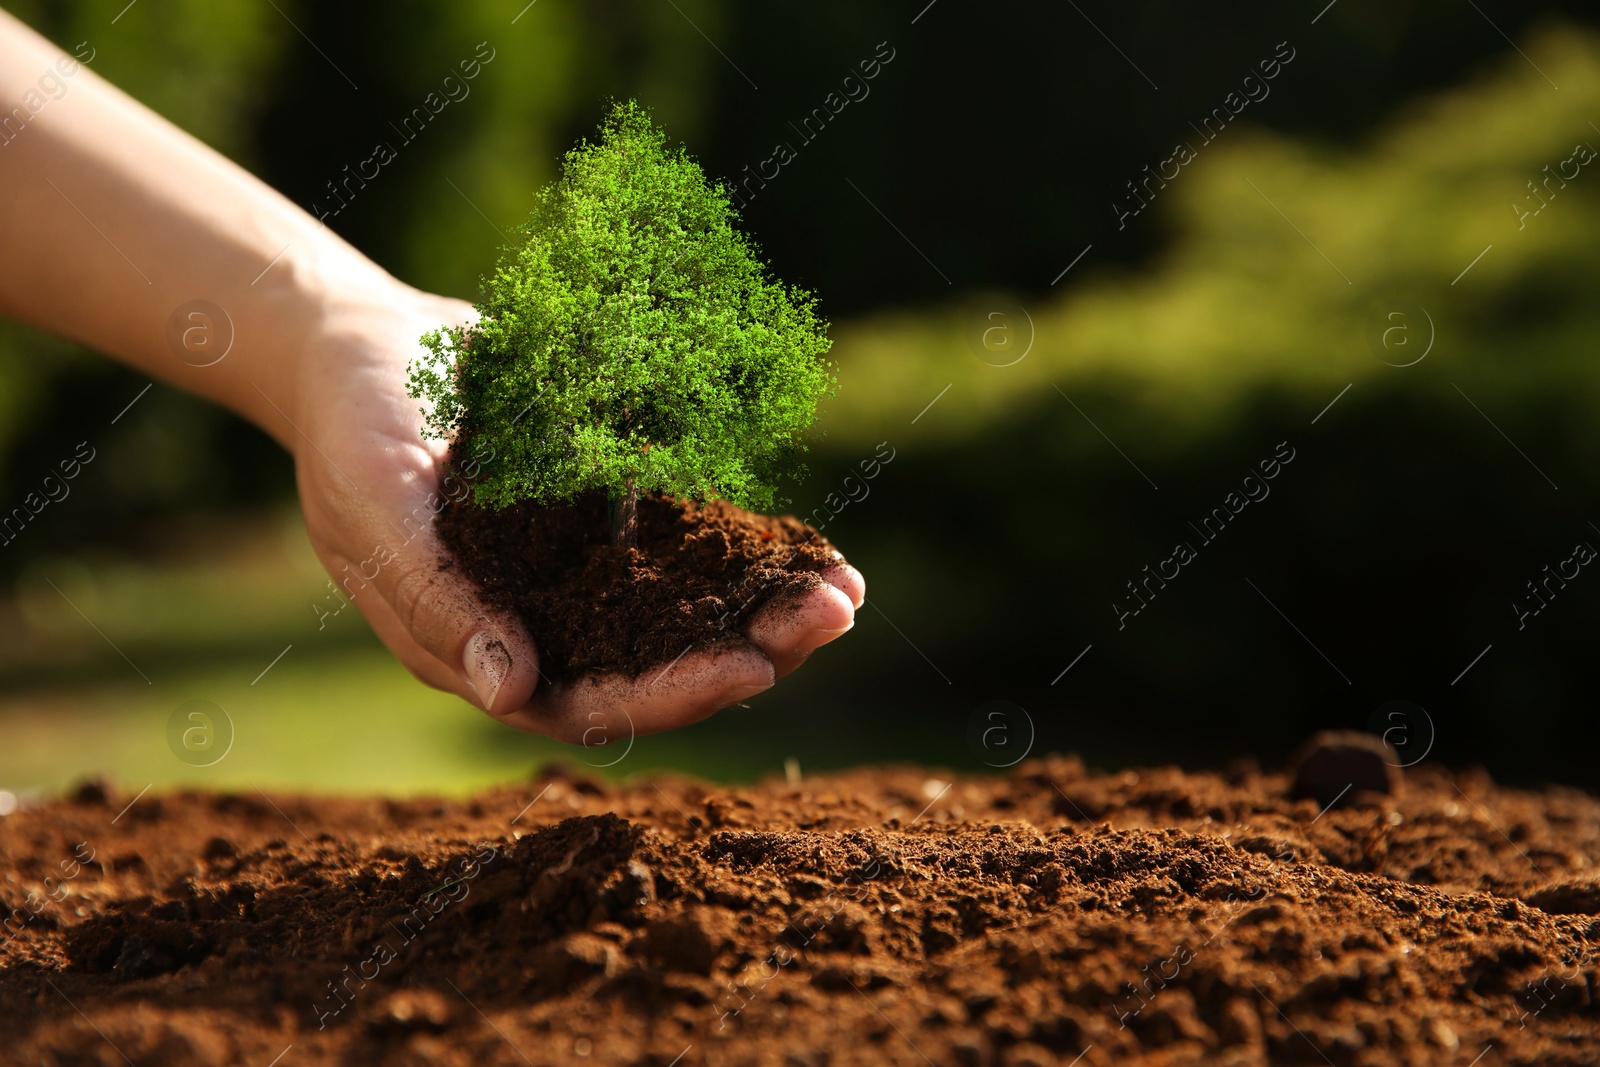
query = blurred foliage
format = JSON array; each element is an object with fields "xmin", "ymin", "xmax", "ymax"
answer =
[
  {"xmin": 2, "ymin": 0, "xmax": 1595, "ymax": 536},
  {"xmin": 6, "ymin": 0, "xmax": 288, "ymax": 160},
  {"xmin": 824, "ymin": 26, "xmax": 1600, "ymax": 447},
  {"xmin": 5, "ymin": 2, "xmax": 1600, "ymax": 793},
  {"xmin": 798, "ymin": 25, "xmax": 1600, "ymax": 790},
  {"xmin": 255, "ymin": 0, "xmax": 725, "ymax": 298}
]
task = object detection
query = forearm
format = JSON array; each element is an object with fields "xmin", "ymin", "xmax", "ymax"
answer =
[{"xmin": 0, "ymin": 8, "xmax": 403, "ymax": 446}]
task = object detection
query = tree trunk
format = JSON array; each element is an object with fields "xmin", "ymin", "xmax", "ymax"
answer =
[{"xmin": 610, "ymin": 479, "xmax": 638, "ymax": 549}]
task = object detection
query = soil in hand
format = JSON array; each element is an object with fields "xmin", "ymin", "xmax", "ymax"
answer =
[
  {"xmin": 438, "ymin": 490, "xmax": 841, "ymax": 679},
  {"xmin": 4, "ymin": 759, "xmax": 1599, "ymax": 1066}
]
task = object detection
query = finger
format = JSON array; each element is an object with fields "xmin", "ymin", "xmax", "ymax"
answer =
[
  {"xmin": 316, "ymin": 529, "xmax": 541, "ymax": 718},
  {"xmin": 333, "ymin": 560, "xmax": 471, "ymax": 698},
  {"xmin": 331, "ymin": 560, "xmax": 549, "ymax": 734},
  {"xmin": 821, "ymin": 560, "xmax": 866, "ymax": 608},
  {"xmin": 744, "ymin": 579, "xmax": 856, "ymax": 679},
  {"xmin": 499, "ymin": 644, "xmax": 775, "ymax": 743}
]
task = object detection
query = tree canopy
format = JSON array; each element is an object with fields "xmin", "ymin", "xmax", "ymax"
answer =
[{"xmin": 409, "ymin": 100, "xmax": 834, "ymax": 512}]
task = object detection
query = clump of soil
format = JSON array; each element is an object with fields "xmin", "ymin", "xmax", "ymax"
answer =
[
  {"xmin": 437, "ymin": 491, "xmax": 840, "ymax": 679},
  {"xmin": 4, "ymin": 757, "xmax": 1599, "ymax": 1066}
]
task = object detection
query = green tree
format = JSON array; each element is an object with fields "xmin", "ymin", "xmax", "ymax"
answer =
[{"xmin": 409, "ymin": 100, "xmax": 833, "ymax": 546}]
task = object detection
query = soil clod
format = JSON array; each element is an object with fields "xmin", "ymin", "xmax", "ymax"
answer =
[
  {"xmin": 438, "ymin": 490, "xmax": 840, "ymax": 679},
  {"xmin": 1289, "ymin": 728, "xmax": 1403, "ymax": 808}
]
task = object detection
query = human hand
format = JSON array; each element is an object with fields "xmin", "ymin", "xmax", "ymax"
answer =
[{"xmin": 288, "ymin": 280, "xmax": 864, "ymax": 743}]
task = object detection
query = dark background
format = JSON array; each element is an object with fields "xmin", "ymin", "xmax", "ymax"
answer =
[{"xmin": 3, "ymin": 0, "xmax": 1599, "ymax": 793}]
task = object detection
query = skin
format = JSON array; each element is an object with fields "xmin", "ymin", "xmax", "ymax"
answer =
[{"xmin": 0, "ymin": 11, "xmax": 862, "ymax": 744}]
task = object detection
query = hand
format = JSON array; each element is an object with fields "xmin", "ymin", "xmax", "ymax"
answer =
[{"xmin": 289, "ymin": 280, "xmax": 864, "ymax": 743}]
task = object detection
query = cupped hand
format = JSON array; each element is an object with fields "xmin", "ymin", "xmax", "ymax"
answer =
[{"xmin": 288, "ymin": 282, "xmax": 863, "ymax": 744}]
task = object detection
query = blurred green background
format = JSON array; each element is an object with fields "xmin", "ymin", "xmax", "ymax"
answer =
[{"xmin": 5, "ymin": 0, "xmax": 1600, "ymax": 798}]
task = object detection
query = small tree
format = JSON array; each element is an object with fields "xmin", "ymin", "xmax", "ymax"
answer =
[{"xmin": 409, "ymin": 100, "xmax": 834, "ymax": 547}]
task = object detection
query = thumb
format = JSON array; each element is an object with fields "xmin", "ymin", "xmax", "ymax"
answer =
[{"xmin": 326, "ymin": 509, "xmax": 541, "ymax": 718}]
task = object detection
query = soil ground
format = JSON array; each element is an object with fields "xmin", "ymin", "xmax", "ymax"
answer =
[
  {"xmin": 437, "ymin": 492, "xmax": 841, "ymax": 679},
  {"xmin": 3, "ymin": 756, "xmax": 1598, "ymax": 1066}
]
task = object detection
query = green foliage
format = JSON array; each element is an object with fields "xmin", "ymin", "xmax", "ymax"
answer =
[
  {"xmin": 823, "ymin": 25, "xmax": 1600, "ymax": 456},
  {"xmin": 392, "ymin": 0, "xmax": 726, "ymax": 297},
  {"xmin": 410, "ymin": 101, "xmax": 834, "ymax": 511},
  {"xmin": 12, "ymin": 0, "xmax": 290, "ymax": 162}
]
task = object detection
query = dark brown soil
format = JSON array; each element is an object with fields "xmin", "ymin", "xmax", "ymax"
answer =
[
  {"xmin": 438, "ymin": 491, "xmax": 841, "ymax": 679},
  {"xmin": 4, "ymin": 757, "xmax": 1599, "ymax": 1066}
]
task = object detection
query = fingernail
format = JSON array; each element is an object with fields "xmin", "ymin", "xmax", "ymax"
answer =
[
  {"xmin": 718, "ymin": 682, "xmax": 773, "ymax": 708},
  {"xmin": 464, "ymin": 631, "xmax": 511, "ymax": 711}
]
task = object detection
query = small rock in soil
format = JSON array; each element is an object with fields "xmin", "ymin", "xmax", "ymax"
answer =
[{"xmin": 1289, "ymin": 728, "xmax": 1402, "ymax": 808}]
